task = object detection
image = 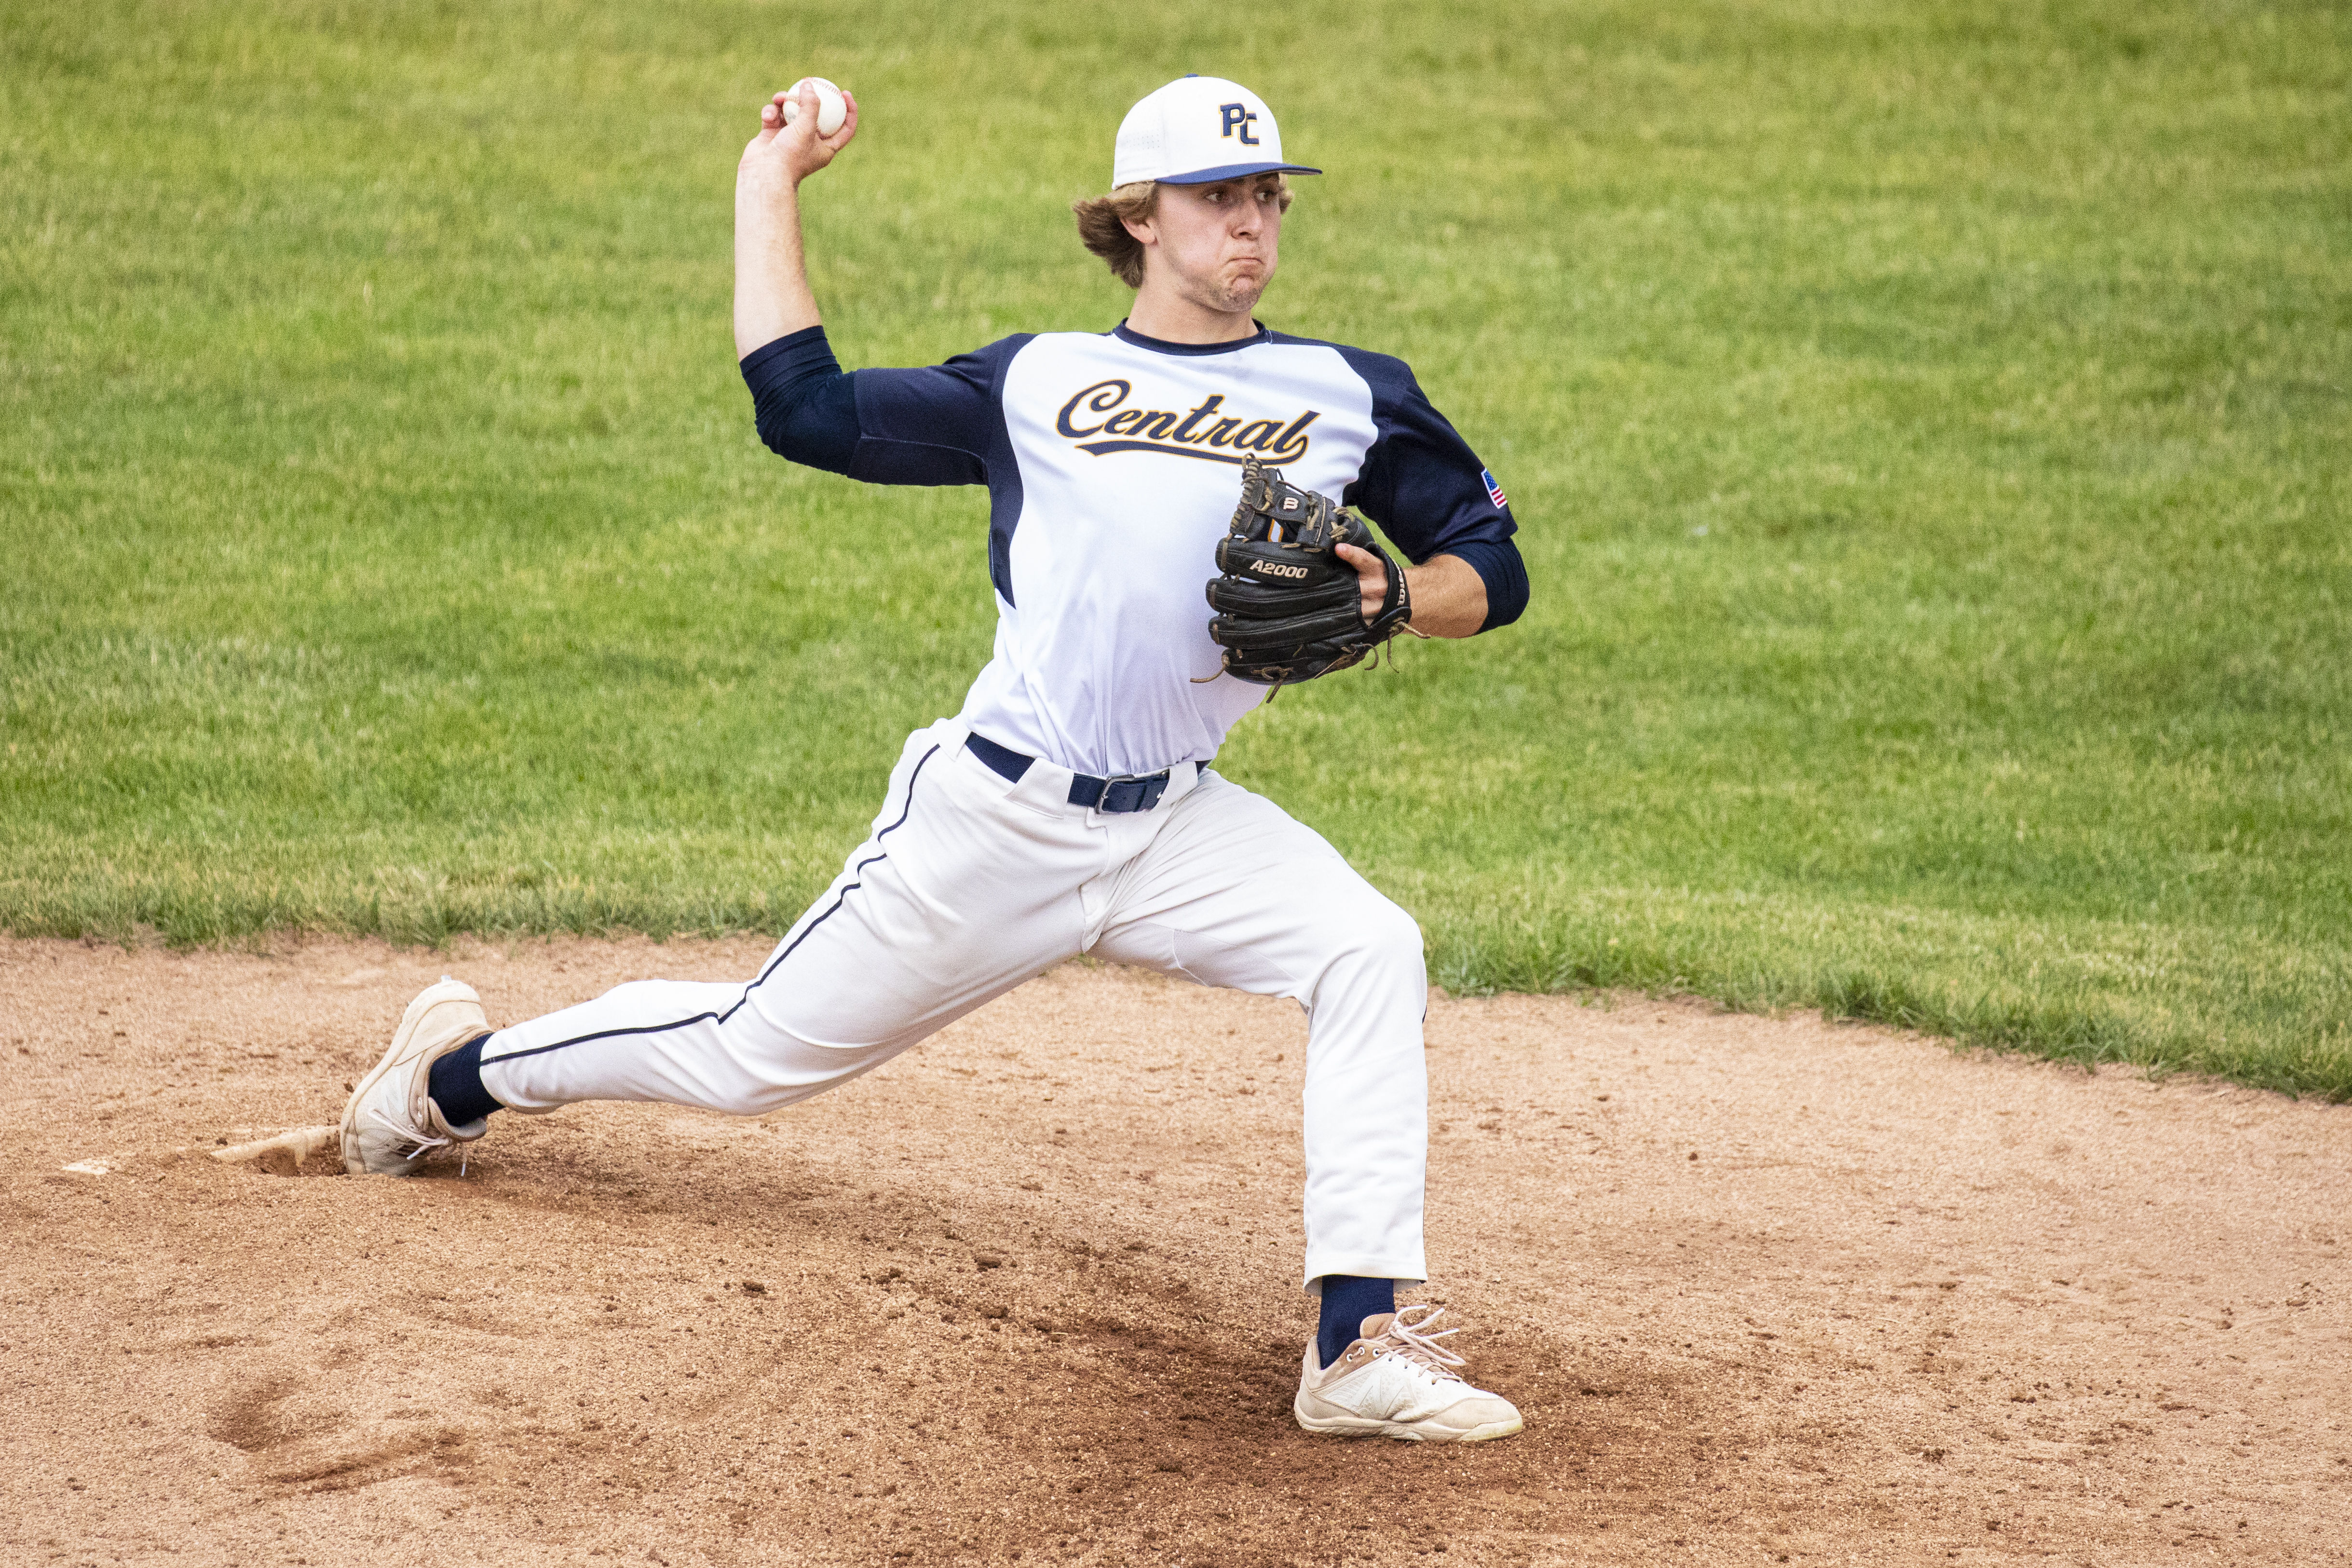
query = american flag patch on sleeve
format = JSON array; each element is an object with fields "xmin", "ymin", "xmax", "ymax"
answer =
[{"xmin": 1482, "ymin": 468, "xmax": 1508, "ymax": 510}]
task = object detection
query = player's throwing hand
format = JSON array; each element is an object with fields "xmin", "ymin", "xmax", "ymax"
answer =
[{"xmin": 741, "ymin": 79, "xmax": 860, "ymax": 196}]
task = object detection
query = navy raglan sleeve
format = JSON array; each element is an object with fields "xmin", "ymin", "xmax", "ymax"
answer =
[
  {"xmin": 1333, "ymin": 346, "xmax": 1529, "ymax": 633},
  {"xmin": 740, "ymin": 327, "xmax": 1029, "ymax": 487}
]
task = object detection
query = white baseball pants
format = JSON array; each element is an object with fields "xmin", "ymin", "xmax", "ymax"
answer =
[{"xmin": 477, "ymin": 718, "xmax": 1429, "ymax": 1289}]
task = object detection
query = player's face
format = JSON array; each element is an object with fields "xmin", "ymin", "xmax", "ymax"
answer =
[{"xmin": 1139, "ymin": 176, "xmax": 1285, "ymax": 314}]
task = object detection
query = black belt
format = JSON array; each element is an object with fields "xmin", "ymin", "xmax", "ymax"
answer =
[{"xmin": 965, "ymin": 732, "xmax": 1175, "ymax": 814}]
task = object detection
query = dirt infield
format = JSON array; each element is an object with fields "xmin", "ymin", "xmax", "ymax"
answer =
[{"xmin": 1, "ymin": 936, "xmax": 2345, "ymax": 1566}]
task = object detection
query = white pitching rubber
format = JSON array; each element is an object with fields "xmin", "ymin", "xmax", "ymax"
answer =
[{"xmin": 213, "ymin": 1124, "xmax": 340, "ymax": 1174}]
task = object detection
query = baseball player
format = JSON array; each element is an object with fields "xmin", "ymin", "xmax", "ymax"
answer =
[{"xmin": 340, "ymin": 75, "xmax": 1531, "ymax": 1444}]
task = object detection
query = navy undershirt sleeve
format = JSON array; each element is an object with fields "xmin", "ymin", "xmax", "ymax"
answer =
[
  {"xmin": 740, "ymin": 327, "xmax": 1029, "ymax": 488},
  {"xmin": 1443, "ymin": 537, "xmax": 1530, "ymax": 632},
  {"xmin": 847, "ymin": 348, "xmax": 1016, "ymax": 486},
  {"xmin": 741, "ymin": 326, "xmax": 860, "ymax": 475},
  {"xmin": 1323, "ymin": 344, "xmax": 1529, "ymax": 633}
]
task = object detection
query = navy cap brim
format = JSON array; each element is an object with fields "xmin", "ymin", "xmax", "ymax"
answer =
[{"xmin": 1156, "ymin": 161, "xmax": 1322, "ymax": 185}]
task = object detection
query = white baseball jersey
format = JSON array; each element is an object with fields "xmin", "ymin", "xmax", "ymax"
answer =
[{"xmin": 744, "ymin": 322, "xmax": 1524, "ymax": 778}]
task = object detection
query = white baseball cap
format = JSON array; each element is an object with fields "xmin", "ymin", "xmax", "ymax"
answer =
[{"xmin": 1111, "ymin": 75, "xmax": 1322, "ymax": 188}]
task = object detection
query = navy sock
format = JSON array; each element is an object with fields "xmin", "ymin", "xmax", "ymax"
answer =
[
  {"xmin": 425, "ymin": 1034, "xmax": 503, "ymax": 1127},
  {"xmin": 1317, "ymin": 1275, "xmax": 1396, "ymax": 1369}
]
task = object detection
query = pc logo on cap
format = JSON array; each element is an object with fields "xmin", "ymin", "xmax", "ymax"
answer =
[{"xmin": 1112, "ymin": 76, "xmax": 1322, "ymax": 188}]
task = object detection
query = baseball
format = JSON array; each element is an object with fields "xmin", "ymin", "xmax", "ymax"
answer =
[{"xmin": 780, "ymin": 76, "xmax": 846, "ymax": 137}]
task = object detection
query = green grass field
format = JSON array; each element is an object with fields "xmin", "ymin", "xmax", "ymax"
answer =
[{"xmin": 5, "ymin": 0, "xmax": 2348, "ymax": 1096}]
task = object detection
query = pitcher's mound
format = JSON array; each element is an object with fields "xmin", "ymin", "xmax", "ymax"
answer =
[{"xmin": 2, "ymin": 935, "xmax": 2344, "ymax": 1564}]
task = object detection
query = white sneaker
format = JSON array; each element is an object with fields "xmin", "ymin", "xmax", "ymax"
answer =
[
  {"xmin": 1293, "ymin": 1304, "xmax": 1524, "ymax": 1443},
  {"xmin": 340, "ymin": 977, "xmax": 492, "ymax": 1176}
]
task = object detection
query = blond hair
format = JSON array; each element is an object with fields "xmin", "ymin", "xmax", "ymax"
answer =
[{"xmin": 1071, "ymin": 176, "xmax": 1294, "ymax": 289}]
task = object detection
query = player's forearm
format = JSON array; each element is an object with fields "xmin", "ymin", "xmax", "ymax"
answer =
[
  {"xmin": 1405, "ymin": 554, "xmax": 1488, "ymax": 639},
  {"xmin": 733, "ymin": 83, "xmax": 861, "ymax": 357},
  {"xmin": 734, "ymin": 176, "xmax": 821, "ymax": 357}
]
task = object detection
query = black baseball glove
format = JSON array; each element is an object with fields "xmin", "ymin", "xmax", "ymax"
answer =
[{"xmin": 1204, "ymin": 455, "xmax": 1413, "ymax": 687}]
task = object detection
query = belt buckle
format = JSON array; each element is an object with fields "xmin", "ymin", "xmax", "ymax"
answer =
[{"xmin": 1087, "ymin": 771, "xmax": 1166, "ymax": 821}]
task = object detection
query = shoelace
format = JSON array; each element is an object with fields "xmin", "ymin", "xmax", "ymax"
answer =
[
  {"xmin": 369, "ymin": 1105, "xmax": 454, "ymax": 1165},
  {"xmin": 1371, "ymin": 1303, "xmax": 1469, "ymax": 1383}
]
